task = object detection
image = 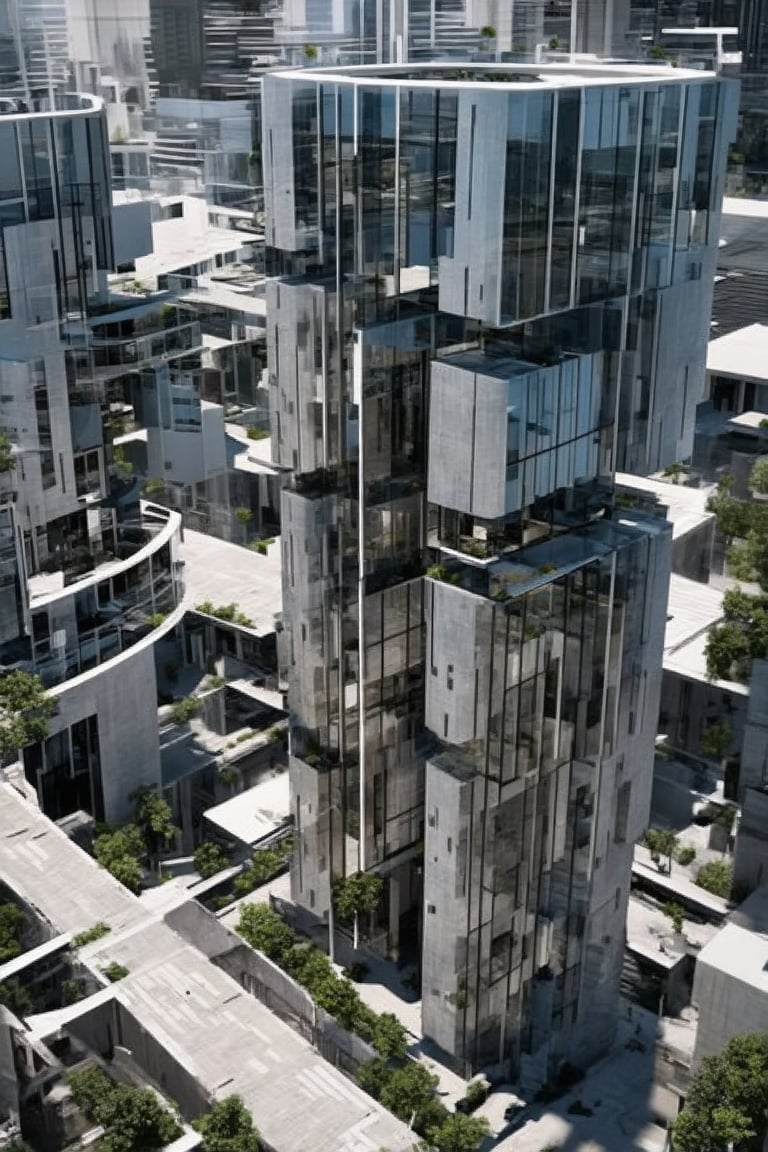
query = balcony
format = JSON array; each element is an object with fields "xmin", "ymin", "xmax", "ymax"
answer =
[{"xmin": 27, "ymin": 503, "xmax": 184, "ymax": 688}]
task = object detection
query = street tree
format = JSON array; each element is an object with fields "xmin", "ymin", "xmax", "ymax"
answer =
[
  {"xmin": 643, "ymin": 828, "xmax": 679, "ymax": 873},
  {"xmin": 371, "ymin": 1012, "xmax": 409, "ymax": 1061},
  {"xmin": 194, "ymin": 842, "xmax": 230, "ymax": 879},
  {"xmin": 0, "ymin": 671, "xmax": 54, "ymax": 762},
  {"xmin": 334, "ymin": 871, "xmax": 383, "ymax": 948},
  {"xmin": 673, "ymin": 1033, "xmax": 768, "ymax": 1151},
  {"xmin": 700, "ymin": 722, "xmax": 732, "ymax": 764},
  {"xmin": 132, "ymin": 786, "xmax": 178, "ymax": 855},
  {"xmin": 237, "ymin": 902, "xmax": 295, "ymax": 964},
  {"xmin": 420, "ymin": 1113, "xmax": 491, "ymax": 1152},
  {"xmin": 194, "ymin": 1095, "xmax": 261, "ymax": 1152},
  {"xmin": 93, "ymin": 825, "xmax": 145, "ymax": 893},
  {"xmin": 97, "ymin": 1085, "xmax": 181, "ymax": 1152}
]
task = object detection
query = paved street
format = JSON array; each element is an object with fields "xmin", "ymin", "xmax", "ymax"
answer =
[{"xmin": 474, "ymin": 1005, "xmax": 667, "ymax": 1152}]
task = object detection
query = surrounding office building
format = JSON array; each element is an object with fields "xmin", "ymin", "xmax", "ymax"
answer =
[
  {"xmin": 263, "ymin": 61, "xmax": 736, "ymax": 1078},
  {"xmin": 0, "ymin": 93, "xmax": 193, "ymax": 821}
]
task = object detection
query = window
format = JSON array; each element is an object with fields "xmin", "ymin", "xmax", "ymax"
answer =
[{"xmin": 614, "ymin": 781, "xmax": 632, "ymax": 844}]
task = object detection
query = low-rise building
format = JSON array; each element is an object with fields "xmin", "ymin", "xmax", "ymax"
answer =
[
  {"xmin": 0, "ymin": 780, "xmax": 415, "ymax": 1152},
  {"xmin": 692, "ymin": 886, "xmax": 768, "ymax": 1066}
]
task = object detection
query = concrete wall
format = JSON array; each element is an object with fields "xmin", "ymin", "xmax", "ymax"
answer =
[
  {"xmin": 734, "ymin": 787, "xmax": 768, "ymax": 893},
  {"xmin": 112, "ymin": 199, "xmax": 153, "ymax": 267},
  {"xmin": 50, "ymin": 642, "xmax": 162, "ymax": 823},
  {"xmin": 692, "ymin": 953, "xmax": 768, "ymax": 1066}
]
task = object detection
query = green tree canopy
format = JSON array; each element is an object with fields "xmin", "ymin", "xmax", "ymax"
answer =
[
  {"xmin": 193, "ymin": 1094, "xmax": 261, "ymax": 1152},
  {"xmin": 0, "ymin": 904, "xmax": 24, "ymax": 963},
  {"xmin": 132, "ymin": 786, "xmax": 178, "ymax": 851},
  {"xmin": 643, "ymin": 828, "xmax": 678, "ymax": 872},
  {"xmin": 371, "ymin": 1012, "xmax": 409, "ymax": 1061},
  {"xmin": 749, "ymin": 459, "xmax": 768, "ymax": 495},
  {"xmin": 673, "ymin": 1034, "xmax": 768, "ymax": 1151},
  {"xmin": 68, "ymin": 1066, "xmax": 180, "ymax": 1152},
  {"xmin": 700, "ymin": 722, "xmax": 732, "ymax": 761},
  {"xmin": 333, "ymin": 872, "xmax": 384, "ymax": 921},
  {"xmin": 0, "ymin": 979, "xmax": 32, "ymax": 1017},
  {"xmin": 0, "ymin": 671, "xmax": 54, "ymax": 760},
  {"xmin": 237, "ymin": 902, "xmax": 295, "ymax": 964},
  {"xmin": 420, "ymin": 1112, "xmax": 491, "ymax": 1152},
  {"xmin": 0, "ymin": 431, "xmax": 15, "ymax": 474},
  {"xmin": 695, "ymin": 859, "xmax": 733, "ymax": 899},
  {"xmin": 194, "ymin": 842, "xmax": 231, "ymax": 879},
  {"xmin": 93, "ymin": 825, "xmax": 145, "ymax": 893},
  {"xmin": 358, "ymin": 1057, "xmax": 442, "ymax": 1128}
]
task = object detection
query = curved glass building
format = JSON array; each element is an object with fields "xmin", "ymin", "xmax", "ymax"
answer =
[
  {"xmin": 0, "ymin": 95, "xmax": 186, "ymax": 822},
  {"xmin": 263, "ymin": 63, "xmax": 737, "ymax": 1078}
]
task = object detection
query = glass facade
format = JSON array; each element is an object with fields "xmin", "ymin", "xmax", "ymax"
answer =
[
  {"xmin": 0, "ymin": 96, "xmax": 191, "ymax": 826},
  {"xmin": 264, "ymin": 63, "xmax": 736, "ymax": 1078}
]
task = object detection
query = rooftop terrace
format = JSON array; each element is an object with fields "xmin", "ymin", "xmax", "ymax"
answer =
[{"xmin": 274, "ymin": 60, "xmax": 711, "ymax": 88}]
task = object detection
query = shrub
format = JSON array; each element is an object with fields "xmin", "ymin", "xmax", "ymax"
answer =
[
  {"xmin": 0, "ymin": 904, "xmax": 25, "ymax": 963},
  {"xmin": 171, "ymin": 695, "xmax": 199, "ymax": 725},
  {"xmin": 246, "ymin": 426, "xmax": 269, "ymax": 440},
  {"xmin": 0, "ymin": 980, "xmax": 32, "ymax": 1017},
  {"xmin": 62, "ymin": 979, "xmax": 85, "ymax": 1006},
  {"xmin": 93, "ymin": 825, "xmax": 145, "ymax": 893},
  {"xmin": 67, "ymin": 1066, "xmax": 181, "ymax": 1152},
  {"xmin": 456, "ymin": 1078, "xmax": 488, "ymax": 1114},
  {"xmin": 676, "ymin": 845, "xmax": 696, "ymax": 866},
  {"xmin": 237, "ymin": 903, "xmax": 408, "ymax": 1059},
  {"xmin": 237, "ymin": 903, "xmax": 295, "ymax": 964},
  {"xmin": 662, "ymin": 901, "xmax": 685, "ymax": 934},
  {"xmin": 194, "ymin": 842, "xmax": 231, "ymax": 880},
  {"xmin": 0, "ymin": 430, "xmax": 15, "ymax": 473},
  {"xmin": 233, "ymin": 838, "xmax": 292, "ymax": 896},
  {"xmin": 73, "ymin": 922, "xmax": 111, "ymax": 948},
  {"xmin": 193, "ymin": 1094, "xmax": 260, "ymax": 1152},
  {"xmin": 196, "ymin": 601, "xmax": 253, "ymax": 628},
  {"xmin": 750, "ymin": 459, "xmax": 768, "ymax": 495},
  {"xmin": 102, "ymin": 962, "xmax": 129, "ymax": 983},
  {"xmin": 371, "ymin": 1012, "xmax": 408, "ymax": 1061},
  {"xmin": 695, "ymin": 860, "xmax": 733, "ymax": 899}
]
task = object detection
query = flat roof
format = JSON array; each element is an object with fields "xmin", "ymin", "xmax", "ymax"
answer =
[
  {"xmin": 627, "ymin": 894, "xmax": 719, "ymax": 970},
  {"xmin": 707, "ymin": 323, "xmax": 768, "ymax": 384},
  {"xmin": 181, "ymin": 278, "xmax": 267, "ymax": 317},
  {"xmin": 663, "ymin": 574, "xmax": 748, "ymax": 693},
  {"xmin": 615, "ymin": 473, "xmax": 714, "ymax": 541},
  {"xmin": 180, "ymin": 530, "xmax": 281, "ymax": 637},
  {"xmin": 0, "ymin": 783, "xmax": 146, "ymax": 938},
  {"xmin": 727, "ymin": 410, "xmax": 768, "ymax": 432},
  {"xmin": 204, "ymin": 773, "xmax": 290, "ymax": 846},
  {"xmin": 268, "ymin": 61, "xmax": 711, "ymax": 89},
  {"xmin": 0, "ymin": 779, "xmax": 414, "ymax": 1152},
  {"xmin": 109, "ymin": 924, "xmax": 414, "ymax": 1152},
  {"xmin": 722, "ymin": 197, "xmax": 768, "ymax": 219},
  {"xmin": 135, "ymin": 229, "xmax": 248, "ymax": 282},
  {"xmin": 632, "ymin": 853, "xmax": 731, "ymax": 918},
  {"xmin": 696, "ymin": 921, "xmax": 768, "ymax": 993}
]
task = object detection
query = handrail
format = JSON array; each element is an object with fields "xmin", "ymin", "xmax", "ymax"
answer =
[{"xmin": 29, "ymin": 502, "xmax": 182, "ymax": 610}]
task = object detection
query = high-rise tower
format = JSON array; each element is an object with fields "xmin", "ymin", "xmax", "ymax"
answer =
[
  {"xmin": 263, "ymin": 62, "xmax": 737, "ymax": 1078},
  {"xmin": 0, "ymin": 94, "xmax": 189, "ymax": 821}
]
